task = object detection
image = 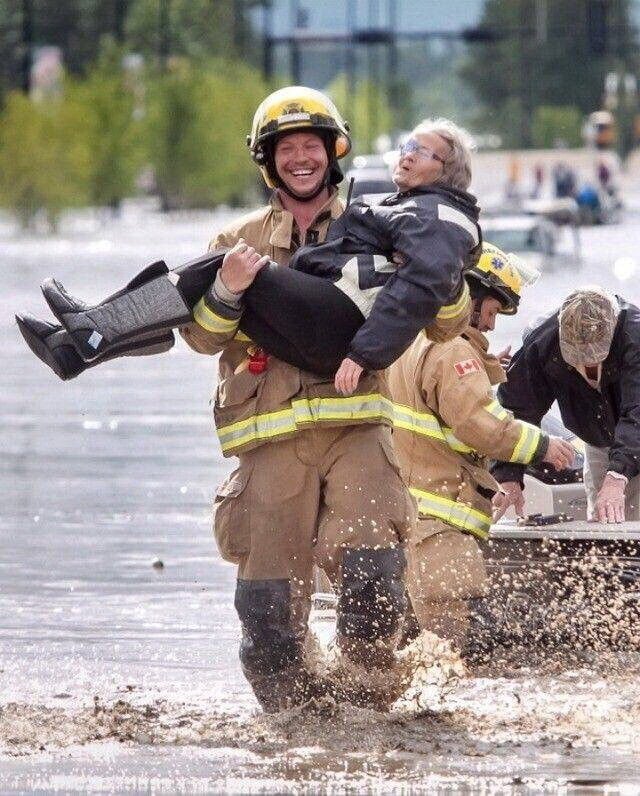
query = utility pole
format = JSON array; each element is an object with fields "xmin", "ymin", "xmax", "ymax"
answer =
[
  {"xmin": 518, "ymin": 0, "xmax": 533, "ymax": 148},
  {"xmin": 290, "ymin": 0, "xmax": 301, "ymax": 83},
  {"xmin": 114, "ymin": 0, "xmax": 127, "ymax": 43},
  {"xmin": 21, "ymin": 0, "xmax": 33, "ymax": 93},
  {"xmin": 388, "ymin": 0, "xmax": 399, "ymax": 125},
  {"xmin": 345, "ymin": 0, "xmax": 356, "ymax": 114},
  {"xmin": 262, "ymin": 0, "xmax": 273, "ymax": 81},
  {"xmin": 159, "ymin": 0, "xmax": 170, "ymax": 72}
]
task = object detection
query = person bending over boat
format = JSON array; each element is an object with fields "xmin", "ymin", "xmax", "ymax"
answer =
[{"xmin": 492, "ymin": 287, "xmax": 640, "ymax": 525}]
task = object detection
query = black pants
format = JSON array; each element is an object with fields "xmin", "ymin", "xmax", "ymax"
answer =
[{"xmin": 175, "ymin": 252, "xmax": 365, "ymax": 375}]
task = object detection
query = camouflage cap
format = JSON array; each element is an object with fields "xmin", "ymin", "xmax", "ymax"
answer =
[{"xmin": 558, "ymin": 287, "xmax": 619, "ymax": 366}]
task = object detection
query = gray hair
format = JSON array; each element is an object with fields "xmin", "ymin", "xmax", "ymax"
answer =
[{"xmin": 412, "ymin": 118, "xmax": 475, "ymax": 191}]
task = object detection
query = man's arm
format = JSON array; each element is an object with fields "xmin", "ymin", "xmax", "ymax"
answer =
[
  {"xmin": 180, "ymin": 231, "xmax": 244, "ymax": 355},
  {"xmin": 430, "ymin": 341, "xmax": 549, "ymax": 466},
  {"xmin": 347, "ymin": 205, "xmax": 476, "ymax": 371},
  {"xmin": 491, "ymin": 342, "xmax": 556, "ymax": 484},
  {"xmin": 608, "ymin": 348, "xmax": 640, "ymax": 480}
]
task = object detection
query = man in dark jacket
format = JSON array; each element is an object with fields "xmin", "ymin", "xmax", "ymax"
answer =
[{"xmin": 492, "ymin": 287, "xmax": 640, "ymax": 524}]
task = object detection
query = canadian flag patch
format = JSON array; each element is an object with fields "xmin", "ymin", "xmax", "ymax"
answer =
[{"xmin": 454, "ymin": 358, "xmax": 481, "ymax": 377}]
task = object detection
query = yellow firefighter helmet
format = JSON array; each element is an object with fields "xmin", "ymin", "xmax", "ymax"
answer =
[
  {"xmin": 467, "ymin": 243, "xmax": 539, "ymax": 315},
  {"xmin": 247, "ymin": 86, "xmax": 351, "ymax": 188}
]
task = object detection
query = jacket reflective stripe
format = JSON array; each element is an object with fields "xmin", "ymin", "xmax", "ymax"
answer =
[
  {"xmin": 484, "ymin": 398, "xmax": 509, "ymax": 421},
  {"xmin": 292, "ymin": 393, "xmax": 394, "ymax": 424},
  {"xmin": 410, "ymin": 486, "xmax": 490, "ymax": 539},
  {"xmin": 392, "ymin": 403, "xmax": 475, "ymax": 455},
  {"xmin": 217, "ymin": 393, "xmax": 393, "ymax": 453},
  {"xmin": 510, "ymin": 421, "xmax": 541, "ymax": 464},
  {"xmin": 217, "ymin": 409, "xmax": 298, "ymax": 452},
  {"xmin": 193, "ymin": 299, "xmax": 239, "ymax": 334},
  {"xmin": 485, "ymin": 399, "xmax": 541, "ymax": 463},
  {"xmin": 436, "ymin": 282, "xmax": 470, "ymax": 320}
]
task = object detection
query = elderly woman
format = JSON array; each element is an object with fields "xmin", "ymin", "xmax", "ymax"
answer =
[{"xmin": 18, "ymin": 118, "xmax": 481, "ymax": 395}]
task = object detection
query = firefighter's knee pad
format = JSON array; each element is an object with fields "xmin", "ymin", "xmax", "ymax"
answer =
[
  {"xmin": 337, "ymin": 547, "xmax": 406, "ymax": 641},
  {"xmin": 234, "ymin": 579, "xmax": 301, "ymax": 676}
]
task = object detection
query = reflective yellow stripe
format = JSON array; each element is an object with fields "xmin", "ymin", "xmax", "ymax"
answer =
[
  {"xmin": 217, "ymin": 409, "xmax": 298, "ymax": 453},
  {"xmin": 484, "ymin": 398, "xmax": 509, "ymax": 421},
  {"xmin": 392, "ymin": 403, "xmax": 477, "ymax": 455},
  {"xmin": 292, "ymin": 393, "xmax": 395, "ymax": 424},
  {"xmin": 392, "ymin": 403, "xmax": 447, "ymax": 443},
  {"xmin": 410, "ymin": 486, "xmax": 490, "ymax": 539},
  {"xmin": 443, "ymin": 428, "xmax": 475, "ymax": 454},
  {"xmin": 510, "ymin": 421, "xmax": 541, "ymax": 464},
  {"xmin": 436, "ymin": 282, "xmax": 470, "ymax": 320},
  {"xmin": 217, "ymin": 393, "xmax": 393, "ymax": 454},
  {"xmin": 472, "ymin": 398, "xmax": 542, "ymax": 463},
  {"xmin": 193, "ymin": 298, "xmax": 239, "ymax": 334}
]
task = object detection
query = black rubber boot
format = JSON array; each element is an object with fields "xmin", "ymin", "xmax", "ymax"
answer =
[
  {"xmin": 41, "ymin": 253, "xmax": 225, "ymax": 363},
  {"xmin": 16, "ymin": 313, "xmax": 175, "ymax": 381},
  {"xmin": 338, "ymin": 547, "xmax": 407, "ymax": 642},
  {"xmin": 41, "ymin": 275, "xmax": 190, "ymax": 363}
]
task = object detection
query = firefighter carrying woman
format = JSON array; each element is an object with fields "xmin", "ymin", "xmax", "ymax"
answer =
[{"xmin": 16, "ymin": 86, "xmax": 574, "ymax": 710}]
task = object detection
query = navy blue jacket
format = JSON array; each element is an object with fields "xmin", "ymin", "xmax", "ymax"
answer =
[
  {"xmin": 290, "ymin": 185, "xmax": 481, "ymax": 370},
  {"xmin": 492, "ymin": 298, "xmax": 640, "ymax": 483}
]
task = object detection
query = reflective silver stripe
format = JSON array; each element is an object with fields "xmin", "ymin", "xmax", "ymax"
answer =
[
  {"xmin": 293, "ymin": 393, "xmax": 394, "ymax": 424},
  {"xmin": 484, "ymin": 399, "xmax": 510, "ymax": 421},
  {"xmin": 437, "ymin": 204, "xmax": 479, "ymax": 246},
  {"xmin": 217, "ymin": 394, "xmax": 393, "ymax": 453},
  {"xmin": 333, "ymin": 256, "xmax": 384, "ymax": 318},
  {"xmin": 437, "ymin": 282, "xmax": 470, "ymax": 320},
  {"xmin": 392, "ymin": 403, "xmax": 446, "ymax": 442},
  {"xmin": 193, "ymin": 299, "xmax": 239, "ymax": 334},
  {"xmin": 410, "ymin": 486, "xmax": 490, "ymax": 538},
  {"xmin": 510, "ymin": 421, "xmax": 541, "ymax": 464},
  {"xmin": 483, "ymin": 399, "xmax": 540, "ymax": 463},
  {"xmin": 443, "ymin": 428, "xmax": 474, "ymax": 454},
  {"xmin": 393, "ymin": 404, "xmax": 477, "ymax": 455},
  {"xmin": 217, "ymin": 409, "xmax": 298, "ymax": 453}
]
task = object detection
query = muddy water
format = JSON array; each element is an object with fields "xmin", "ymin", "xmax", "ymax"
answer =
[{"xmin": 2, "ymin": 202, "xmax": 640, "ymax": 792}]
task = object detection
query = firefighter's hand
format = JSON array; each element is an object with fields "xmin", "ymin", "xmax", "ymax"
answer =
[
  {"xmin": 495, "ymin": 345, "xmax": 512, "ymax": 368},
  {"xmin": 492, "ymin": 481, "xmax": 525, "ymax": 521},
  {"xmin": 221, "ymin": 239, "xmax": 269, "ymax": 293},
  {"xmin": 595, "ymin": 473, "xmax": 626, "ymax": 524},
  {"xmin": 334, "ymin": 357, "xmax": 364, "ymax": 395},
  {"xmin": 542, "ymin": 436, "xmax": 575, "ymax": 471}
]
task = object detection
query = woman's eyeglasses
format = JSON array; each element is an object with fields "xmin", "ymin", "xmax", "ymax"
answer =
[{"xmin": 399, "ymin": 138, "xmax": 447, "ymax": 165}]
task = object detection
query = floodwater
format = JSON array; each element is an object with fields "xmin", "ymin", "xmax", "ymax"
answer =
[{"xmin": 2, "ymin": 197, "xmax": 640, "ymax": 793}]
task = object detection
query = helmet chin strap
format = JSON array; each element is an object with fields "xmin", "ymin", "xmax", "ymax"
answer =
[{"xmin": 469, "ymin": 297, "xmax": 483, "ymax": 329}]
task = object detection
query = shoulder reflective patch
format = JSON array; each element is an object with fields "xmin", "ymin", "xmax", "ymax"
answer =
[
  {"xmin": 437, "ymin": 204, "xmax": 479, "ymax": 245},
  {"xmin": 454, "ymin": 358, "xmax": 481, "ymax": 377}
]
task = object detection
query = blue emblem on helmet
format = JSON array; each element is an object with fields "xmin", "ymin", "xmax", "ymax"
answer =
[{"xmin": 491, "ymin": 256, "xmax": 504, "ymax": 269}]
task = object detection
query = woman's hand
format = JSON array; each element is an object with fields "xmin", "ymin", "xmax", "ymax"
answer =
[
  {"xmin": 220, "ymin": 238, "xmax": 269, "ymax": 293},
  {"xmin": 334, "ymin": 357, "xmax": 364, "ymax": 395}
]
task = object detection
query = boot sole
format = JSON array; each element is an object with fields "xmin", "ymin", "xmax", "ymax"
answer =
[{"xmin": 15, "ymin": 315, "xmax": 72, "ymax": 381}]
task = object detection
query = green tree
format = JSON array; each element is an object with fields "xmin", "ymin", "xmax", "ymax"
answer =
[
  {"xmin": 67, "ymin": 39, "xmax": 142, "ymax": 209},
  {"xmin": 125, "ymin": 0, "xmax": 256, "ymax": 66},
  {"xmin": 325, "ymin": 74, "xmax": 393, "ymax": 154},
  {"xmin": 459, "ymin": 0, "xmax": 637, "ymax": 147},
  {"xmin": 532, "ymin": 105, "xmax": 583, "ymax": 148},
  {"xmin": 0, "ymin": 90, "xmax": 89, "ymax": 229},
  {"xmin": 144, "ymin": 58, "xmax": 266, "ymax": 209}
]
